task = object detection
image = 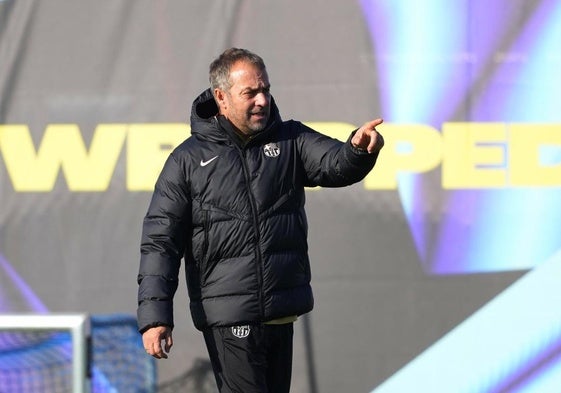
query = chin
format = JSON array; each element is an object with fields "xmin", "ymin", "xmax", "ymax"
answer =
[{"xmin": 249, "ymin": 123, "xmax": 267, "ymax": 133}]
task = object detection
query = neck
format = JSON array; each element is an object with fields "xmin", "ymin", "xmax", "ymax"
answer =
[
  {"xmin": 216, "ymin": 115, "xmax": 254, "ymax": 144},
  {"xmin": 232, "ymin": 125, "xmax": 252, "ymax": 141}
]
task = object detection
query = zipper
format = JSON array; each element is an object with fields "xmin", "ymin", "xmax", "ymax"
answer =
[{"xmin": 239, "ymin": 148, "xmax": 265, "ymax": 319}]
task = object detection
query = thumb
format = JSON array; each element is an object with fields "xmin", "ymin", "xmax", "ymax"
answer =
[{"xmin": 164, "ymin": 331, "xmax": 173, "ymax": 353}]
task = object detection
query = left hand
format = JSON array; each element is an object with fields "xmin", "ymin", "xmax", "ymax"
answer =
[
  {"xmin": 351, "ymin": 118, "xmax": 384, "ymax": 154},
  {"xmin": 142, "ymin": 325, "xmax": 173, "ymax": 359}
]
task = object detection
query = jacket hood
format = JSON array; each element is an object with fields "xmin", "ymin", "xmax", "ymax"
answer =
[{"xmin": 189, "ymin": 88, "xmax": 281, "ymax": 144}]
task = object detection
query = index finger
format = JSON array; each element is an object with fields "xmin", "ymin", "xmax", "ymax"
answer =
[{"xmin": 363, "ymin": 118, "xmax": 383, "ymax": 130}]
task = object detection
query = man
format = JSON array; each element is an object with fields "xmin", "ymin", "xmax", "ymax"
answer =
[{"xmin": 137, "ymin": 48, "xmax": 384, "ymax": 393}]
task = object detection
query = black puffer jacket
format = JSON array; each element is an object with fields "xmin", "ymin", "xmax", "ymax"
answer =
[{"xmin": 137, "ymin": 89, "xmax": 378, "ymax": 331}]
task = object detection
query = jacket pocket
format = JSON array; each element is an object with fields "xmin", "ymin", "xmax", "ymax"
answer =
[{"xmin": 199, "ymin": 210, "xmax": 210, "ymax": 286}]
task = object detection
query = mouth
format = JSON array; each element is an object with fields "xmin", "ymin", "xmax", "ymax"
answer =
[{"xmin": 250, "ymin": 112, "xmax": 267, "ymax": 121}]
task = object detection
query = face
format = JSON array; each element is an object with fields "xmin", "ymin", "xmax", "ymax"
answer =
[{"xmin": 215, "ymin": 60, "xmax": 271, "ymax": 136}]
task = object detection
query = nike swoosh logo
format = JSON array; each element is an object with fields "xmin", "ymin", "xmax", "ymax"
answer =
[{"xmin": 200, "ymin": 156, "xmax": 219, "ymax": 167}]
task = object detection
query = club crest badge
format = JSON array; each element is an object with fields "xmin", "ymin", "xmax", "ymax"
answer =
[
  {"xmin": 263, "ymin": 143, "xmax": 280, "ymax": 158},
  {"xmin": 231, "ymin": 325, "xmax": 251, "ymax": 338}
]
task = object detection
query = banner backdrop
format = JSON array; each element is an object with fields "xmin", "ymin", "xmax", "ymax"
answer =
[{"xmin": 1, "ymin": 1, "xmax": 560, "ymax": 392}]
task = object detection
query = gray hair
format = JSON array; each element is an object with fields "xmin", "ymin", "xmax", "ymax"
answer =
[{"xmin": 209, "ymin": 48, "xmax": 267, "ymax": 92}]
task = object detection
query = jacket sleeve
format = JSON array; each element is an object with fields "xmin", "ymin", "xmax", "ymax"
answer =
[
  {"xmin": 294, "ymin": 121, "xmax": 379, "ymax": 187},
  {"xmin": 137, "ymin": 152, "xmax": 191, "ymax": 333}
]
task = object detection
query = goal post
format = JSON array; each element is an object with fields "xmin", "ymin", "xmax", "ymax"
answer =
[{"xmin": 0, "ymin": 313, "xmax": 91, "ymax": 393}]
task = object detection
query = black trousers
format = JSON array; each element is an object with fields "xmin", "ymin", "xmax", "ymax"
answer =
[{"xmin": 203, "ymin": 323, "xmax": 294, "ymax": 393}]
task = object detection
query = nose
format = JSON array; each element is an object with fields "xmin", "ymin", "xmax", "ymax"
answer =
[{"xmin": 255, "ymin": 91, "xmax": 270, "ymax": 107}]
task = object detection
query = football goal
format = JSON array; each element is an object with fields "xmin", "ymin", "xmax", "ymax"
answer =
[{"xmin": 0, "ymin": 313, "xmax": 91, "ymax": 393}]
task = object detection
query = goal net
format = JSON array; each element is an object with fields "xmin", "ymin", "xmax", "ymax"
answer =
[{"xmin": 0, "ymin": 313, "xmax": 155, "ymax": 393}]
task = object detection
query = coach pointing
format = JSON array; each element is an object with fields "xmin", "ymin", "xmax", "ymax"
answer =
[{"xmin": 137, "ymin": 48, "xmax": 384, "ymax": 393}]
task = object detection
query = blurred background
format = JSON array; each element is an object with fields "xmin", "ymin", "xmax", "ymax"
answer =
[{"xmin": 1, "ymin": 0, "xmax": 561, "ymax": 392}]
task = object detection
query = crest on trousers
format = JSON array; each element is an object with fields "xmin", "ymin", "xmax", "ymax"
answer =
[
  {"xmin": 263, "ymin": 143, "xmax": 280, "ymax": 158},
  {"xmin": 231, "ymin": 325, "xmax": 251, "ymax": 338}
]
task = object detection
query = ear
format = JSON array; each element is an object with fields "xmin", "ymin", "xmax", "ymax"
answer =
[{"xmin": 214, "ymin": 88, "xmax": 227, "ymax": 112}]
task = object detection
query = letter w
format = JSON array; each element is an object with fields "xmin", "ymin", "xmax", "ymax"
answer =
[{"xmin": 0, "ymin": 124, "xmax": 127, "ymax": 192}]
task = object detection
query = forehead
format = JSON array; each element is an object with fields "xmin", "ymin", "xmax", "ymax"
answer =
[{"xmin": 229, "ymin": 60, "xmax": 269, "ymax": 89}]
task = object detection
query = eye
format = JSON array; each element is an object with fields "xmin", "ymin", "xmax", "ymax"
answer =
[{"xmin": 242, "ymin": 86, "xmax": 270, "ymax": 98}]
